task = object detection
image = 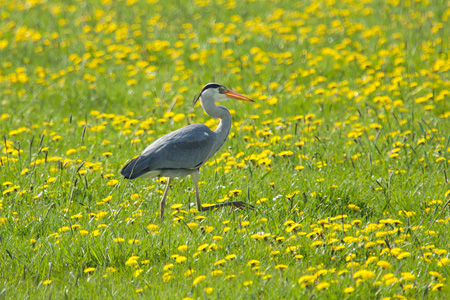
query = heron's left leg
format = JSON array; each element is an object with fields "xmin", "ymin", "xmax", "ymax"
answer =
[
  {"xmin": 160, "ymin": 178, "xmax": 172, "ymax": 221},
  {"xmin": 192, "ymin": 170, "xmax": 203, "ymax": 210},
  {"xmin": 192, "ymin": 170, "xmax": 254, "ymax": 212}
]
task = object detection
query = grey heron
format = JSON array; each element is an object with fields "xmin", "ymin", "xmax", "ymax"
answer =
[{"xmin": 121, "ymin": 83, "xmax": 255, "ymax": 220}]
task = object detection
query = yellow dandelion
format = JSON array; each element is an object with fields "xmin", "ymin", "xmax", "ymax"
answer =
[
  {"xmin": 247, "ymin": 259, "xmax": 260, "ymax": 266},
  {"xmin": 344, "ymin": 287, "xmax": 354, "ymax": 293},
  {"xmin": 437, "ymin": 258, "xmax": 450, "ymax": 267},
  {"xmin": 401, "ymin": 272, "xmax": 415, "ymax": 281},
  {"xmin": 84, "ymin": 267, "xmax": 95, "ymax": 274},
  {"xmin": 243, "ymin": 281, "xmax": 253, "ymax": 286},
  {"xmin": 397, "ymin": 252, "xmax": 411, "ymax": 259},
  {"xmin": 353, "ymin": 270, "xmax": 376, "ymax": 279},
  {"xmin": 316, "ymin": 282, "xmax": 330, "ymax": 290},
  {"xmin": 193, "ymin": 275, "xmax": 206, "ymax": 285},
  {"xmin": 178, "ymin": 245, "xmax": 188, "ymax": 252},
  {"xmin": 225, "ymin": 254, "xmax": 237, "ymax": 260},
  {"xmin": 147, "ymin": 224, "xmax": 159, "ymax": 231},
  {"xmin": 106, "ymin": 179, "xmax": 119, "ymax": 186},
  {"xmin": 432, "ymin": 283, "xmax": 445, "ymax": 291},
  {"xmin": 377, "ymin": 260, "xmax": 391, "ymax": 269},
  {"xmin": 211, "ymin": 270, "xmax": 223, "ymax": 276},
  {"xmin": 275, "ymin": 264, "xmax": 288, "ymax": 270}
]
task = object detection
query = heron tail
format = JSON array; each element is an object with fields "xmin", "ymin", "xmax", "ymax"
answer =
[{"xmin": 121, "ymin": 156, "xmax": 145, "ymax": 179}]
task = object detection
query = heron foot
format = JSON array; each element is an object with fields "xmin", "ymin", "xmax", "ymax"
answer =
[{"xmin": 227, "ymin": 201, "xmax": 255, "ymax": 210}]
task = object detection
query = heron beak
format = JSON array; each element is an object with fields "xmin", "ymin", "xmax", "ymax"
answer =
[{"xmin": 223, "ymin": 89, "xmax": 255, "ymax": 102}]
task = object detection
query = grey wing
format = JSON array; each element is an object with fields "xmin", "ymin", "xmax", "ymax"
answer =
[{"xmin": 121, "ymin": 124, "xmax": 217, "ymax": 179}]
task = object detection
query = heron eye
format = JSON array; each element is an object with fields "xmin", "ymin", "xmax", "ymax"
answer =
[{"xmin": 218, "ymin": 87, "xmax": 225, "ymax": 93}]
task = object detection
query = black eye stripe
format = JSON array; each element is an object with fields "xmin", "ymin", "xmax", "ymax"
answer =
[
  {"xmin": 200, "ymin": 83, "xmax": 225, "ymax": 95},
  {"xmin": 193, "ymin": 83, "xmax": 227, "ymax": 105}
]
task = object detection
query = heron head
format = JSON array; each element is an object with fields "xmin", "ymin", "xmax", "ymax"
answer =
[{"xmin": 194, "ymin": 83, "xmax": 254, "ymax": 105}]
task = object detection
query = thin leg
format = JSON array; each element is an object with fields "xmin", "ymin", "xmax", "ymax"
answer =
[
  {"xmin": 192, "ymin": 170, "xmax": 254, "ymax": 212},
  {"xmin": 160, "ymin": 178, "xmax": 172, "ymax": 221},
  {"xmin": 192, "ymin": 170, "xmax": 203, "ymax": 210}
]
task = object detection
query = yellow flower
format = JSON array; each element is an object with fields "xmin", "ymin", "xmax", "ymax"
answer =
[
  {"xmin": 353, "ymin": 270, "xmax": 376, "ymax": 279},
  {"xmin": 247, "ymin": 260, "xmax": 260, "ymax": 266},
  {"xmin": 84, "ymin": 267, "xmax": 95, "ymax": 273},
  {"xmin": 147, "ymin": 224, "xmax": 159, "ymax": 231},
  {"xmin": 275, "ymin": 264, "xmax": 288, "ymax": 270},
  {"xmin": 42, "ymin": 280, "xmax": 52, "ymax": 285},
  {"xmin": 171, "ymin": 203, "xmax": 183, "ymax": 209},
  {"xmin": 401, "ymin": 272, "xmax": 415, "ymax": 281},
  {"xmin": 66, "ymin": 149, "xmax": 77, "ymax": 155},
  {"xmin": 173, "ymin": 113, "xmax": 185, "ymax": 122},
  {"xmin": 102, "ymin": 196, "xmax": 112, "ymax": 203},
  {"xmin": 344, "ymin": 287, "xmax": 354, "ymax": 293},
  {"xmin": 298, "ymin": 275, "xmax": 315, "ymax": 287},
  {"xmin": 107, "ymin": 179, "xmax": 119, "ymax": 186},
  {"xmin": 187, "ymin": 222, "xmax": 198, "ymax": 229},
  {"xmin": 193, "ymin": 275, "xmax": 206, "ymax": 285},
  {"xmin": 127, "ymin": 79, "xmax": 137, "ymax": 86},
  {"xmin": 178, "ymin": 245, "xmax": 188, "ymax": 252},
  {"xmin": 377, "ymin": 260, "xmax": 391, "ymax": 269},
  {"xmin": 214, "ymin": 259, "xmax": 226, "ymax": 266},
  {"xmin": 225, "ymin": 254, "xmax": 236, "ymax": 260},
  {"xmin": 211, "ymin": 270, "xmax": 223, "ymax": 276},
  {"xmin": 432, "ymin": 283, "xmax": 445, "ymax": 291},
  {"xmin": 397, "ymin": 252, "xmax": 411, "ymax": 259},
  {"xmin": 316, "ymin": 282, "xmax": 330, "ymax": 290},
  {"xmin": 175, "ymin": 256, "xmax": 187, "ymax": 263},
  {"xmin": 437, "ymin": 258, "xmax": 450, "ymax": 267},
  {"xmin": 429, "ymin": 271, "xmax": 445, "ymax": 280}
]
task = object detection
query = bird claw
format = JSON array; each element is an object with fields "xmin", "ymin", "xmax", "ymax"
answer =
[{"xmin": 229, "ymin": 201, "xmax": 255, "ymax": 210}]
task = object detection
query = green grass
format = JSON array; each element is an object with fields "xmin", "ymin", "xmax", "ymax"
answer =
[{"xmin": 1, "ymin": 0, "xmax": 450, "ymax": 299}]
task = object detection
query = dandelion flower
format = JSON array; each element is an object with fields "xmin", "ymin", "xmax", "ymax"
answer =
[
  {"xmin": 247, "ymin": 260, "xmax": 260, "ymax": 266},
  {"xmin": 344, "ymin": 287, "xmax": 354, "ymax": 293},
  {"xmin": 275, "ymin": 264, "xmax": 288, "ymax": 270},
  {"xmin": 84, "ymin": 267, "xmax": 95, "ymax": 274},
  {"xmin": 193, "ymin": 275, "xmax": 206, "ymax": 285},
  {"xmin": 316, "ymin": 282, "xmax": 330, "ymax": 290},
  {"xmin": 377, "ymin": 260, "xmax": 391, "ymax": 269},
  {"xmin": 432, "ymin": 283, "xmax": 445, "ymax": 291}
]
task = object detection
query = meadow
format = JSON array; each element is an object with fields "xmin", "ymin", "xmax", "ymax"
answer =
[{"xmin": 1, "ymin": 0, "xmax": 450, "ymax": 298}]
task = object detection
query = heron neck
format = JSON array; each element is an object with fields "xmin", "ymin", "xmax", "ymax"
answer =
[{"xmin": 201, "ymin": 99, "xmax": 232, "ymax": 139}]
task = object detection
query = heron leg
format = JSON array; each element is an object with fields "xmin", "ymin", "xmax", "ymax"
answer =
[
  {"xmin": 192, "ymin": 170, "xmax": 203, "ymax": 211},
  {"xmin": 160, "ymin": 178, "xmax": 172, "ymax": 221},
  {"xmin": 192, "ymin": 170, "xmax": 254, "ymax": 212}
]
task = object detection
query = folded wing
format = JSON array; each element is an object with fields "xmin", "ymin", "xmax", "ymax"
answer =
[{"xmin": 121, "ymin": 124, "xmax": 217, "ymax": 179}]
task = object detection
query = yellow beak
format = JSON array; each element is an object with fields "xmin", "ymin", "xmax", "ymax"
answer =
[{"xmin": 223, "ymin": 89, "xmax": 255, "ymax": 102}]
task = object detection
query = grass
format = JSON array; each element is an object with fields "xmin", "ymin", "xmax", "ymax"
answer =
[{"xmin": 1, "ymin": 0, "xmax": 450, "ymax": 299}]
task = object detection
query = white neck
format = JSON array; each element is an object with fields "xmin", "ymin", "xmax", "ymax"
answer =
[{"xmin": 200, "ymin": 94, "xmax": 232, "ymax": 145}]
